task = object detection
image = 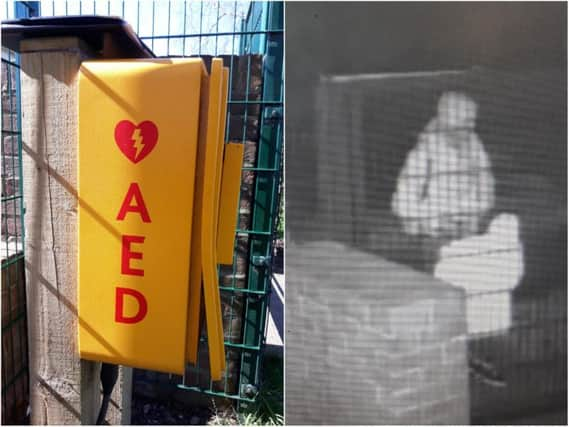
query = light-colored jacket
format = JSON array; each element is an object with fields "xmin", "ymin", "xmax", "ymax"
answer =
[{"xmin": 392, "ymin": 119, "xmax": 495, "ymax": 237}]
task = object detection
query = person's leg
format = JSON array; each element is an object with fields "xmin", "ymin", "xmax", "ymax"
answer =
[{"xmin": 468, "ymin": 333, "xmax": 507, "ymax": 388}]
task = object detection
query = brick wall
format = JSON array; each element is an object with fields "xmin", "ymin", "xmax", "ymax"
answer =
[
  {"xmin": 1, "ymin": 61, "xmax": 23, "ymax": 244},
  {"xmin": 286, "ymin": 241, "xmax": 469, "ymax": 425}
]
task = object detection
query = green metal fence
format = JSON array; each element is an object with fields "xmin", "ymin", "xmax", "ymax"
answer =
[
  {"xmin": 1, "ymin": 47, "xmax": 29, "ymax": 427},
  {"xmin": 1, "ymin": 2, "xmax": 37, "ymax": 423},
  {"xmin": 2, "ymin": 0, "xmax": 283, "ymax": 409}
]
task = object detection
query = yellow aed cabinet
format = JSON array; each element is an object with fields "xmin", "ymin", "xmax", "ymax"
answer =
[{"xmin": 78, "ymin": 59, "xmax": 207, "ymax": 374}]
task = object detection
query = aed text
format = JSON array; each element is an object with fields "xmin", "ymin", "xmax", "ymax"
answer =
[{"xmin": 115, "ymin": 182, "xmax": 151, "ymax": 324}]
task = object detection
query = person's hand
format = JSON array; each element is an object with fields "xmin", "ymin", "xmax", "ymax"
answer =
[{"xmin": 436, "ymin": 213, "xmax": 481, "ymax": 239}]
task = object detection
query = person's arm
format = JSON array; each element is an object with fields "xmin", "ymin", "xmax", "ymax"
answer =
[
  {"xmin": 475, "ymin": 138, "xmax": 495, "ymax": 213},
  {"xmin": 392, "ymin": 138, "xmax": 430, "ymax": 220}
]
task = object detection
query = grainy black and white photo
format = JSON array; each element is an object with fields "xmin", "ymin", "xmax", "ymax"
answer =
[{"xmin": 286, "ymin": 2, "xmax": 567, "ymax": 425}]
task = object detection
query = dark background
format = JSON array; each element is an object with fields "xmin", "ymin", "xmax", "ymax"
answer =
[{"xmin": 286, "ymin": 2, "xmax": 566, "ymax": 127}]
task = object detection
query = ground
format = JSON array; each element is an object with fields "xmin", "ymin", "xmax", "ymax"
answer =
[{"xmin": 131, "ymin": 270, "xmax": 284, "ymax": 425}]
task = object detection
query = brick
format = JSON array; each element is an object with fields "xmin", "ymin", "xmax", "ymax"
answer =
[
  {"xmin": 228, "ymin": 101, "xmax": 261, "ymax": 117},
  {"xmin": 383, "ymin": 403, "xmax": 422, "ymax": 424},
  {"xmin": 2, "ymin": 113, "xmax": 18, "ymax": 131},
  {"xmin": 220, "ymin": 294, "xmax": 244, "ymax": 343},
  {"xmin": 218, "ymin": 265, "xmax": 233, "ymax": 282},
  {"xmin": 420, "ymin": 395, "xmax": 469, "ymax": 424},
  {"xmin": 440, "ymin": 336, "xmax": 468, "ymax": 366},
  {"xmin": 227, "ymin": 114, "xmax": 260, "ymax": 142},
  {"xmin": 1, "ymin": 217, "xmax": 23, "ymax": 238},
  {"xmin": 242, "ymin": 140, "xmax": 257, "ymax": 168},
  {"xmin": 355, "ymin": 323, "xmax": 395, "ymax": 344},
  {"xmin": 232, "ymin": 236, "xmax": 249, "ymax": 275},
  {"xmin": 226, "ymin": 55, "xmax": 263, "ymax": 100},
  {"xmin": 0, "ymin": 63, "xmax": 7, "ymax": 91},
  {"xmin": 197, "ymin": 55, "xmax": 263, "ymax": 97},
  {"xmin": 1, "ymin": 157, "xmax": 21, "ymax": 179},
  {"xmin": 2, "ymin": 94, "xmax": 17, "ymax": 114},
  {"xmin": 238, "ymin": 207, "xmax": 251, "ymax": 230},
  {"xmin": 219, "ymin": 270, "xmax": 246, "ymax": 288},
  {"xmin": 2, "ymin": 135, "xmax": 19, "ymax": 156},
  {"xmin": 387, "ymin": 298, "xmax": 437, "ymax": 338},
  {"xmin": 2, "ymin": 162, "xmax": 20, "ymax": 188},
  {"xmin": 1, "ymin": 64, "xmax": 17, "ymax": 92},
  {"xmin": 1, "ymin": 199, "xmax": 20, "ymax": 214},
  {"xmin": 239, "ymin": 170, "xmax": 255, "ymax": 207},
  {"xmin": 2, "ymin": 178, "xmax": 20, "ymax": 197}
]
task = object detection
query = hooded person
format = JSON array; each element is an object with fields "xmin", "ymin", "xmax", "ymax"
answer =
[
  {"xmin": 391, "ymin": 92, "xmax": 510, "ymax": 388},
  {"xmin": 391, "ymin": 91, "xmax": 495, "ymax": 239}
]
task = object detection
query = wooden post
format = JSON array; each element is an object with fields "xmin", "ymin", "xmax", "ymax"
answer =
[{"xmin": 20, "ymin": 37, "xmax": 131, "ymax": 425}]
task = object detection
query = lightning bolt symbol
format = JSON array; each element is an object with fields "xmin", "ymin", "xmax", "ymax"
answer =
[{"xmin": 132, "ymin": 128, "xmax": 145, "ymax": 161}]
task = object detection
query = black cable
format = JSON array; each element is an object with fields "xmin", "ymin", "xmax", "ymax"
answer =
[{"xmin": 96, "ymin": 363, "xmax": 119, "ymax": 425}]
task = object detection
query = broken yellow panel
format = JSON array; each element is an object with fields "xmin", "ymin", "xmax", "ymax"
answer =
[
  {"xmin": 186, "ymin": 65, "xmax": 210, "ymax": 366},
  {"xmin": 213, "ymin": 67, "xmax": 230, "ymax": 243},
  {"xmin": 200, "ymin": 59, "xmax": 227, "ymax": 380},
  {"xmin": 186, "ymin": 59, "xmax": 227, "ymax": 380}
]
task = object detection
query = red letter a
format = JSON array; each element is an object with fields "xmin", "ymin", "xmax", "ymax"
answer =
[
  {"xmin": 115, "ymin": 287, "xmax": 148, "ymax": 324},
  {"xmin": 117, "ymin": 183, "xmax": 151, "ymax": 223}
]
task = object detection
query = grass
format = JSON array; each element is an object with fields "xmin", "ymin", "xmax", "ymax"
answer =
[{"xmin": 208, "ymin": 354, "xmax": 283, "ymax": 425}]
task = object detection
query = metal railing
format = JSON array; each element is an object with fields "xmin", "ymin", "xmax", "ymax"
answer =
[{"xmin": 1, "ymin": 3, "xmax": 36, "ymax": 424}]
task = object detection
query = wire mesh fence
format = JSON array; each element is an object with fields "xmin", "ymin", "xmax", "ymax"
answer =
[
  {"xmin": 1, "ymin": 3, "xmax": 33, "ymax": 421},
  {"xmin": 286, "ymin": 50, "xmax": 566, "ymax": 423},
  {"xmin": 1, "ymin": 0, "xmax": 283, "ymax": 410}
]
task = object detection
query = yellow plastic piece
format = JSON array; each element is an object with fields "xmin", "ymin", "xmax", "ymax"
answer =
[
  {"xmin": 77, "ymin": 59, "xmax": 205, "ymax": 375},
  {"xmin": 208, "ymin": 67, "xmax": 229, "ymax": 377},
  {"xmin": 186, "ymin": 67, "xmax": 210, "ymax": 365},
  {"xmin": 186, "ymin": 59, "xmax": 228, "ymax": 380},
  {"xmin": 213, "ymin": 68, "xmax": 230, "ymax": 242},
  {"xmin": 201, "ymin": 59, "xmax": 227, "ymax": 380},
  {"xmin": 217, "ymin": 143, "xmax": 244, "ymax": 265}
]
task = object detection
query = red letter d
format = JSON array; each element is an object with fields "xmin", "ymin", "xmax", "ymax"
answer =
[{"xmin": 115, "ymin": 287, "xmax": 148, "ymax": 324}]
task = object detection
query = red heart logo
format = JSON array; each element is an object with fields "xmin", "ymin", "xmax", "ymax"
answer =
[{"xmin": 114, "ymin": 120, "xmax": 158, "ymax": 164}]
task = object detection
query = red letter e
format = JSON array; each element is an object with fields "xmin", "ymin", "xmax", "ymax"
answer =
[{"xmin": 122, "ymin": 235, "xmax": 145, "ymax": 276}]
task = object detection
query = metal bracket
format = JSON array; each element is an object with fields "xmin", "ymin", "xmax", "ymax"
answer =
[
  {"xmin": 251, "ymin": 255, "xmax": 271, "ymax": 268},
  {"xmin": 246, "ymin": 293, "xmax": 267, "ymax": 304},
  {"xmin": 241, "ymin": 383, "xmax": 258, "ymax": 399},
  {"xmin": 262, "ymin": 106, "xmax": 282, "ymax": 126}
]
